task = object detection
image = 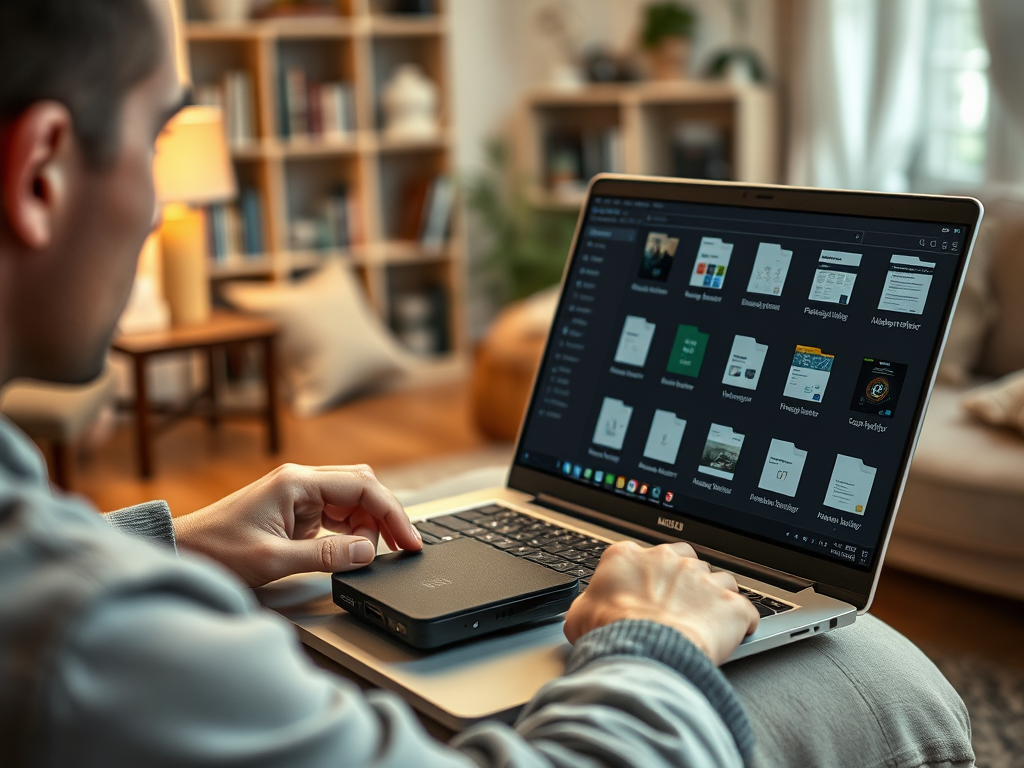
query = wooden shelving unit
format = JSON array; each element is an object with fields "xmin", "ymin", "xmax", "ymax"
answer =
[
  {"xmin": 519, "ymin": 81, "xmax": 778, "ymax": 210},
  {"xmin": 177, "ymin": 0, "xmax": 465, "ymax": 362}
]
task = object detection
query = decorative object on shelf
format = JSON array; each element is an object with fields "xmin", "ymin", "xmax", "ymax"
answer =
[
  {"xmin": 392, "ymin": 288, "xmax": 448, "ymax": 356},
  {"xmin": 466, "ymin": 139, "xmax": 577, "ymax": 304},
  {"xmin": 381, "ymin": 64, "xmax": 440, "ymax": 141},
  {"xmin": 201, "ymin": 0, "xmax": 253, "ymax": 23},
  {"xmin": 582, "ymin": 45, "xmax": 640, "ymax": 84},
  {"xmin": 154, "ymin": 106, "xmax": 238, "ymax": 326},
  {"xmin": 535, "ymin": 1, "xmax": 585, "ymax": 90},
  {"xmin": 641, "ymin": 1, "xmax": 696, "ymax": 80},
  {"xmin": 705, "ymin": 0, "xmax": 766, "ymax": 84},
  {"xmin": 221, "ymin": 260, "xmax": 413, "ymax": 416}
]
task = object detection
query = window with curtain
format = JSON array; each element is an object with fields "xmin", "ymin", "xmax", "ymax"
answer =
[{"xmin": 912, "ymin": 0, "xmax": 990, "ymax": 190}]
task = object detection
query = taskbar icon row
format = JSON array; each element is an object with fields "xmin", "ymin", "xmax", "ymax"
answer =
[{"xmin": 558, "ymin": 460, "xmax": 676, "ymax": 504}]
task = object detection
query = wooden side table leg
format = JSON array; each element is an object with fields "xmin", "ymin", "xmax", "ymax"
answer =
[
  {"xmin": 51, "ymin": 441, "xmax": 71, "ymax": 490},
  {"xmin": 206, "ymin": 347, "xmax": 220, "ymax": 430},
  {"xmin": 133, "ymin": 353, "xmax": 154, "ymax": 478},
  {"xmin": 263, "ymin": 337, "xmax": 280, "ymax": 454}
]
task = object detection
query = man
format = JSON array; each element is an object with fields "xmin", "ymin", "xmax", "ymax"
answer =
[{"xmin": 0, "ymin": 2, "xmax": 975, "ymax": 766}]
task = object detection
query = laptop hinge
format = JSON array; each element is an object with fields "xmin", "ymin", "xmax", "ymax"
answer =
[{"xmin": 534, "ymin": 494, "xmax": 815, "ymax": 595}]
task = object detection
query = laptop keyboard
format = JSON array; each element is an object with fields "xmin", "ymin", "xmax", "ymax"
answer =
[{"xmin": 416, "ymin": 504, "xmax": 795, "ymax": 613}]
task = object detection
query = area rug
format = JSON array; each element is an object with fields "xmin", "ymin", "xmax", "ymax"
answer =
[{"xmin": 922, "ymin": 646, "xmax": 1024, "ymax": 768}]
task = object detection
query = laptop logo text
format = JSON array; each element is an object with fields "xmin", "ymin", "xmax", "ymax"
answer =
[
  {"xmin": 420, "ymin": 578, "xmax": 454, "ymax": 589},
  {"xmin": 657, "ymin": 516, "xmax": 685, "ymax": 533}
]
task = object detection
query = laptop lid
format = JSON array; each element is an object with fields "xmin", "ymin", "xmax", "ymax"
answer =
[{"xmin": 508, "ymin": 175, "xmax": 982, "ymax": 611}]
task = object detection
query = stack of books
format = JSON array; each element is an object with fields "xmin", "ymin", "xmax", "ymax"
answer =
[
  {"xmin": 289, "ymin": 186, "xmax": 362, "ymax": 253},
  {"xmin": 194, "ymin": 71, "xmax": 257, "ymax": 147},
  {"xmin": 279, "ymin": 67, "xmax": 356, "ymax": 141},
  {"xmin": 205, "ymin": 188, "xmax": 265, "ymax": 263}
]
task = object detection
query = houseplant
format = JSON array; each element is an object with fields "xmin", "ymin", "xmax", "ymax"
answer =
[{"xmin": 641, "ymin": 2, "xmax": 696, "ymax": 80}]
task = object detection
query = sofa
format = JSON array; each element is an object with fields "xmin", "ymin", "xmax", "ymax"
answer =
[{"xmin": 472, "ymin": 190, "xmax": 1024, "ymax": 600}]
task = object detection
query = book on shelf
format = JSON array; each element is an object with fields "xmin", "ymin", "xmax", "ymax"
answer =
[
  {"xmin": 290, "ymin": 186, "xmax": 361, "ymax": 253},
  {"xmin": 194, "ymin": 71, "xmax": 256, "ymax": 147},
  {"xmin": 204, "ymin": 188, "xmax": 265, "ymax": 263},
  {"xmin": 420, "ymin": 175, "xmax": 454, "ymax": 249},
  {"xmin": 546, "ymin": 126, "xmax": 623, "ymax": 197},
  {"xmin": 396, "ymin": 174, "xmax": 453, "ymax": 248},
  {"xmin": 279, "ymin": 66, "xmax": 355, "ymax": 141}
]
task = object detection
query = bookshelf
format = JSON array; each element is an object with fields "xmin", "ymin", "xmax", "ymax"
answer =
[
  {"xmin": 519, "ymin": 82, "xmax": 778, "ymax": 210},
  {"xmin": 177, "ymin": 0, "xmax": 464, "ymax": 362}
]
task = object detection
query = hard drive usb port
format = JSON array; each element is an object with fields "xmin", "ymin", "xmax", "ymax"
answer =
[{"xmin": 365, "ymin": 603, "xmax": 385, "ymax": 625}]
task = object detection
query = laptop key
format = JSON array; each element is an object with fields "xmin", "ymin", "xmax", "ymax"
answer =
[
  {"xmin": 416, "ymin": 521, "xmax": 455, "ymax": 539},
  {"xmin": 582, "ymin": 556, "xmax": 602, "ymax": 569},
  {"xmin": 417, "ymin": 530, "xmax": 442, "ymax": 544},
  {"xmin": 760, "ymin": 598, "xmax": 793, "ymax": 613},
  {"xmin": 525, "ymin": 551, "xmax": 566, "ymax": 567},
  {"xmin": 432, "ymin": 515, "xmax": 477, "ymax": 532},
  {"xmin": 549, "ymin": 560, "xmax": 587, "ymax": 574},
  {"xmin": 555, "ymin": 548, "xmax": 589, "ymax": 562},
  {"xmin": 506, "ymin": 546, "xmax": 538, "ymax": 557},
  {"xmin": 475, "ymin": 532, "xmax": 513, "ymax": 545},
  {"xmin": 754, "ymin": 602, "xmax": 777, "ymax": 618},
  {"xmin": 488, "ymin": 538, "xmax": 519, "ymax": 550},
  {"xmin": 493, "ymin": 523, "xmax": 522, "ymax": 535}
]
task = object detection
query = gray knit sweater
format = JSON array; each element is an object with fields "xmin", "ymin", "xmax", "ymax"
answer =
[{"xmin": 0, "ymin": 415, "xmax": 752, "ymax": 767}]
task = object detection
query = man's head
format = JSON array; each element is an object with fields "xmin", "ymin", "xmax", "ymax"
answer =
[{"xmin": 0, "ymin": 0, "xmax": 185, "ymax": 385}]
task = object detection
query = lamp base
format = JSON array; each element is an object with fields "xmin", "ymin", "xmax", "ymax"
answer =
[{"xmin": 161, "ymin": 204, "xmax": 211, "ymax": 327}]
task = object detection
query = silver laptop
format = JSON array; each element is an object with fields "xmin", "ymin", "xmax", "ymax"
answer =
[{"xmin": 265, "ymin": 175, "xmax": 982, "ymax": 730}]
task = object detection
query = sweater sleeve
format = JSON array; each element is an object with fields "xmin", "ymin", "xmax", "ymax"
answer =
[
  {"xmin": 48, "ymin": 542, "xmax": 751, "ymax": 768},
  {"xmin": 103, "ymin": 501, "xmax": 177, "ymax": 552}
]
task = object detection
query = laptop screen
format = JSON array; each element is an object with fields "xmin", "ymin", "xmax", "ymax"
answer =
[{"xmin": 514, "ymin": 184, "xmax": 974, "ymax": 574}]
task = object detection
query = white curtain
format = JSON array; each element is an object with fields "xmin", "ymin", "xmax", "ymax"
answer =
[
  {"xmin": 979, "ymin": 0, "xmax": 1024, "ymax": 184},
  {"xmin": 786, "ymin": 0, "xmax": 928, "ymax": 191}
]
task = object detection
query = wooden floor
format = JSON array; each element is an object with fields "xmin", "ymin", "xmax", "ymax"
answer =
[
  {"xmin": 69, "ymin": 377, "xmax": 1022, "ymax": 673},
  {"xmin": 74, "ymin": 379, "xmax": 492, "ymax": 516}
]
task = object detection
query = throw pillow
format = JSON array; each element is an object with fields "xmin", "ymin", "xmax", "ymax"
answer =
[
  {"xmin": 221, "ymin": 260, "xmax": 413, "ymax": 416},
  {"xmin": 961, "ymin": 369, "xmax": 1024, "ymax": 437}
]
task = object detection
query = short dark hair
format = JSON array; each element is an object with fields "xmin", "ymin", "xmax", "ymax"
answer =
[{"xmin": 0, "ymin": 0, "xmax": 163, "ymax": 167}]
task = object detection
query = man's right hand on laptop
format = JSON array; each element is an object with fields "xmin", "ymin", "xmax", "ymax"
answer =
[{"xmin": 562, "ymin": 541, "xmax": 760, "ymax": 666}]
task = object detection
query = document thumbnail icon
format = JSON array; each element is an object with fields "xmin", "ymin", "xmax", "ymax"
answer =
[
  {"xmin": 783, "ymin": 345, "xmax": 834, "ymax": 403},
  {"xmin": 746, "ymin": 242, "xmax": 793, "ymax": 297},
  {"xmin": 689, "ymin": 236, "xmax": 734, "ymax": 290},
  {"xmin": 643, "ymin": 409, "xmax": 687, "ymax": 465},
  {"xmin": 823, "ymin": 455, "xmax": 877, "ymax": 515},
  {"xmin": 698, "ymin": 423, "xmax": 745, "ymax": 481},
  {"xmin": 850, "ymin": 358, "xmax": 907, "ymax": 418},
  {"xmin": 593, "ymin": 397, "xmax": 633, "ymax": 451},
  {"xmin": 667, "ymin": 325, "xmax": 709, "ymax": 378},
  {"xmin": 638, "ymin": 232, "xmax": 680, "ymax": 282},
  {"xmin": 722, "ymin": 335, "xmax": 768, "ymax": 391},
  {"xmin": 614, "ymin": 316, "xmax": 656, "ymax": 368},
  {"xmin": 758, "ymin": 439, "xmax": 808, "ymax": 497}
]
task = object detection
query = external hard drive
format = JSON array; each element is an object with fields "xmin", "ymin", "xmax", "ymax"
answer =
[{"xmin": 332, "ymin": 537, "xmax": 579, "ymax": 649}]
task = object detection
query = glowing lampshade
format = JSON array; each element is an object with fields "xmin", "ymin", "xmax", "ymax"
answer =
[
  {"xmin": 154, "ymin": 105, "xmax": 237, "ymax": 204},
  {"xmin": 153, "ymin": 106, "xmax": 237, "ymax": 326}
]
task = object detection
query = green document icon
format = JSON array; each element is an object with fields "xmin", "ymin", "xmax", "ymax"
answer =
[{"xmin": 667, "ymin": 325, "xmax": 709, "ymax": 377}]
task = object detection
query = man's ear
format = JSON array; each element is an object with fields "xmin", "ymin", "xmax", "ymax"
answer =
[{"xmin": 1, "ymin": 101, "xmax": 75, "ymax": 250}]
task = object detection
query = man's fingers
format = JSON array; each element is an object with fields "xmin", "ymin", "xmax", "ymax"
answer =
[
  {"xmin": 271, "ymin": 534, "xmax": 378, "ymax": 579},
  {"xmin": 307, "ymin": 466, "xmax": 422, "ymax": 552}
]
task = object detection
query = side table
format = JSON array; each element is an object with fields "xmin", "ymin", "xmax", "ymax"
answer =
[{"xmin": 112, "ymin": 311, "xmax": 281, "ymax": 478}]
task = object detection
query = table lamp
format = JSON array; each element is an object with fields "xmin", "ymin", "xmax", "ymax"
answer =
[{"xmin": 153, "ymin": 105, "xmax": 237, "ymax": 326}]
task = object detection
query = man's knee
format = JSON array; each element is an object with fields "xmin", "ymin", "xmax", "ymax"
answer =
[{"xmin": 724, "ymin": 615, "xmax": 974, "ymax": 768}]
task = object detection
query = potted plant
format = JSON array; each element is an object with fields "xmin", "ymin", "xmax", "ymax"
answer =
[{"xmin": 641, "ymin": 2, "xmax": 696, "ymax": 80}]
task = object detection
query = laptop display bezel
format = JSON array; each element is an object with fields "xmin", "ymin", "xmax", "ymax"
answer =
[{"xmin": 507, "ymin": 175, "xmax": 983, "ymax": 611}]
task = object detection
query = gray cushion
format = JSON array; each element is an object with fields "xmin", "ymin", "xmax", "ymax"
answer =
[{"xmin": 0, "ymin": 369, "xmax": 116, "ymax": 443}]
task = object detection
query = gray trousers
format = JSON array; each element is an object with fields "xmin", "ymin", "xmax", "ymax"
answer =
[{"xmin": 398, "ymin": 472, "xmax": 975, "ymax": 768}]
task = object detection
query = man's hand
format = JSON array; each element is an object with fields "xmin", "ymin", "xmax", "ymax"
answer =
[
  {"xmin": 173, "ymin": 463, "xmax": 422, "ymax": 588},
  {"xmin": 563, "ymin": 541, "xmax": 760, "ymax": 666}
]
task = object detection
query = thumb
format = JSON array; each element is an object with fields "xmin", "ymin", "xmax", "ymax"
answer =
[{"xmin": 273, "ymin": 535, "xmax": 377, "ymax": 578}]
